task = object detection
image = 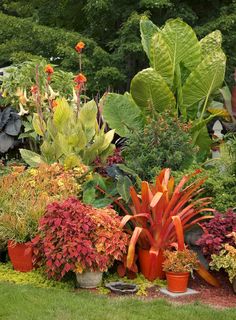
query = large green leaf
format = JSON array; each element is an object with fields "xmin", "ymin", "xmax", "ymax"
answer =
[
  {"xmin": 53, "ymin": 98, "xmax": 73, "ymax": 130},
  {"xmin": 161, "ymin": 19, "xmax": 201, "ymax": 72},
  {"xmin": 200, "ymin": 30, "xmax": 222, "ymax": 58},
  {"xmin": 116, "ymin": 175, "xmax": 133, "ymax": 203},
  {"xmin": 140, "ymin": 17, "xmax": 159, "ymax": 60},
  {"xmin": 103, "ymin": 93, "xmax": 142, "ymax": 137},
  {"xmin": 150, "ymin": 32, "xmax": 174, "ymax": 86},
  {"xmin": 19, "ymin": 149, "xmax": 43, "ymax": 167},
  {"xmin": 182, "ymin": 50, "xmax": 226, "ymax": 119},
  {"xmin": 32, "ymin": 113, "xmax": 46, "ymax": 136},
  {"xmin": 79, "ymin": 100, "xmax": 97, "ymax": 141},
  {"xmin": 130, "ymin": 68, "xmax": 175, "ymax": 115}
]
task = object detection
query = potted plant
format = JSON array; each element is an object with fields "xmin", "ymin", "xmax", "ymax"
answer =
[
  {"xmin": 32, "ymin": 197, "xmax": 129, "ymax": 288},
  {"xmin": 0, "ymin": 163, "xmax": 84, "ymax": 272},
  {"xmin": 120, "ymin": 168, "xmax": 216, "ymax": 284},
  {"xmin": 210, "ymin": 232, "xmax": 236, "ymax": 294},
  {"xmin": 163, "ymin": 248, "xmax": 199, "ymax": 293}
]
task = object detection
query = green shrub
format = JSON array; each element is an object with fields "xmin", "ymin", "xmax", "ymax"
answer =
[{"xmin": 122, "ymin": 114, "xmax": 196, "ymax": 181}]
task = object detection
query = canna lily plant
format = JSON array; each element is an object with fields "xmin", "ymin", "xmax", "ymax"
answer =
[{"xmin": 120, "ymin": 168, "xmax": 219, "ymax": 286}]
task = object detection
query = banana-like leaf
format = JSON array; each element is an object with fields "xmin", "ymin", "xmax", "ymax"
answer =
[
  {"xmin": 131, "ymin": 68, "xmax": 175, "ymax": 115},
  {"xmin": 79, "ymin": 100, "xmax": 97, "ymax": 141},
  {"xmin": 99, "ymin": 129, "xmax": 115, "ymax": 152},
  {"xmin": 182, "ymin": 50, "xmax": 226, "ymax": 119},
  {"xmin": 32, "ymin": 113, "xmax": 46, "ymax": 136},
  {"xmin": 150, "ymin": 32, "xmax": 174, "ymax": 86},
  {"xmin": 200, "ymin": 30, "xmax": 222, "ymax": 58},
  {"xmin": 140, "ymin": 17, "xmax": 159, "ymax": 60},
  {"xmin": 103, "ymin": 93, "xmax": 142, "ymax": 137},
  {"xmin": 20, "ymin": 148, "xmax": 43, "ymax": 167},
  {"xmin": 53, "ymin": 98, "xmax": 73, "ymax": 130},
  {"xmin": 161, "ymin": 18, "xmax": 201, "ymax": 72}
]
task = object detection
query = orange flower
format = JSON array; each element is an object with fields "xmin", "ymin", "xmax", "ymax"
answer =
[
  {"xmin": 52, "ymin": 100, "xmax": 58, "ymax": 109},
  {"xmin": 45, "ymin": 64, "xmax": 54, "ymax": 74},
  {"xmin": 75, "ymin": 84, "xmax": 81, "ymax": 91},
  {"xmin": 75, "ymin": 41, "xmax": 85, "ymax": 53},
  {"xmin": 74, "ymin": 73, "xmax": 87, "ymax": 84}
]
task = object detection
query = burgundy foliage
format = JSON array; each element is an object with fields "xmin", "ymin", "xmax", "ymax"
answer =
[
  {"xmin": 196, "ymin": 209, "xmax": 236, "ymax": 258},
  {"xmin": 31, "ymin": 197, "xmax": 129, "ymax": 280}
]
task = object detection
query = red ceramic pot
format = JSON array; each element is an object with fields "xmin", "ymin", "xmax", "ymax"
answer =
[
  {"xmin": 166, "ymin": 271, "xmax": 190, "ymax": 293},
  {"xmin": 8, "ymin": 241, "xmax": 33, "ymax": 272},
  {"xmin": 138, "ymin": 248, "xmax": 165, "ymax": 281}
]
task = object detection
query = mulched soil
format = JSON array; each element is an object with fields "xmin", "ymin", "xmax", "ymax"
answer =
[{"xmin": 144, "ymin": 272, "xmax": 236, "ymax": 309}]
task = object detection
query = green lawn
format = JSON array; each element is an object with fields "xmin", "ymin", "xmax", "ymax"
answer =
[{"xmin": 0, "ymin": 283, "xmax": 236, "ymax": 320}]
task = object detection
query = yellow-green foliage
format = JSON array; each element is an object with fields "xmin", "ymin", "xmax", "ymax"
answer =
[
  {"xmin": 0, "ymin": 163, "xmax": 86, "ymax": 243},
  {"xmin": 100, "ymin": 273, "xmax": 166, "ymax": 296},
  {"xmin": 210, "ymin": 232, "xmax": 236, "ymax": 283},
  {"xmin": 0, "ymin": 263, "xmax": 73, "ymax": 290}
]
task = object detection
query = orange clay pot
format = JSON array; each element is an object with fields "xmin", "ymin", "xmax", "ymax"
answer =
[
  {"xmin": 166, "ymin": 271, "xmax": 190, "ymax": 293},
  {"xmin": 8, "ymin": 241, "xmax": 33, "ymax": 272},
  {"xmin": 138, "ymin": 248, "xmax": 165, "ymax": 281}
]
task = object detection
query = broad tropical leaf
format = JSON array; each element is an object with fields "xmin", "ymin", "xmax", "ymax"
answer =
[
  {"xmin": 140, "ymin": 17, "xmax": 159, "ymax": 60},
  {"xmin": 161, "ymin": 19, "xmax": 201, "ymax": 72},
  {"xmin": 200, "ymin": 30, "xmax": 222, "ymax": 58},
  {"xmin": 116, "ymin": 175, "xmax": 133, "ymax": 203},
  {"xmin": 103, "ymin": 93, "xmax": 142, "ymax": 137},
  {"xmin": 150, "ymin": 32, "xmax": 174, "ymax": 86},
  {"xmin": 130, "ymin": 68, "xmax": 175, "ymax": 115},
  {"xmin": 53, "ymin": 98, "xmax": 72, "ymax": 129},
  {"xmin": 20, "ymin": 149, "xmax": 43, "ymax": 167},
  {"xmin": 182, "ymin": 50, "xmax": 226, "ymax": 119}
]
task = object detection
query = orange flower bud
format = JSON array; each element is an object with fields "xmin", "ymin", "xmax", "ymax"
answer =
[
  {"xmin": 45, "ymin": 64, "xmax": 54, "ymax": 74},
  {"xmin": 74, "ymin": 73, "xmax": 87, "ymax": 84},
  {"xmin": 30, "ymin": 85, "xmax": 38, "ymax": 94},
  {"xmin": 52, "ymin": 100, "xmax": 58, "ymax": 109},
  {"xmin": 75, "ymin": 41, "xmax": 85, "ymax": 53}
]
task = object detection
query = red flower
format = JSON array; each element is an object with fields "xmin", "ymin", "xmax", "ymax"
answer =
[
  {"xmin": 75, "ymin": 41, "xmax": 85, "ymax": 53},
  {"xmin": 74, "ymin": 73, "xmax": 87, "ymax": 84},
  {"xmin": 45, "ymin": 64, "xmax": 54, "ymax": 74},
  {"xmin": 75, "ymin": 84, "xmax": 81, "ymax": 91},
  {"xmin": 30, "ymin": 85, "xmax": 38, "ymax": 94}
]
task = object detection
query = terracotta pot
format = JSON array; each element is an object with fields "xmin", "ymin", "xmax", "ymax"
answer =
[
  {"xmin": 166, "ymin": 271, "xmax": 190, "ymax": 293},
  {"xmin": 76, "ymin": 270, "xmax": 103, "ymax": 288},
  {"xmin": 138, "ymin": 248, "xmax": 165, "ymax": 281},
  {"xmin": 8, "ymin": 241, "xmax": 33, "ymax": 272}
]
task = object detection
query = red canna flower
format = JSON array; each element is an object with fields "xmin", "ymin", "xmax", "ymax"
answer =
[
  {"xmin": 30, "ymin": 85, "xmax": 38, "ymax": 94},
  {"xmin": 74, "ymin": 73, "xmax": 87, "ymax": 84},
  {"xmin": 75, "ymin": 41, "xmax": 85, "ymax": 53},
  {"xmin": 45, "ymin": 64, "xmax": 54, "ymax": 74}
]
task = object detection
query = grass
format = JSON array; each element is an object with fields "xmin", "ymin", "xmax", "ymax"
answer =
[{"xmin": 0, "ymin": 282, "xmax": 236, "ymax": 320}]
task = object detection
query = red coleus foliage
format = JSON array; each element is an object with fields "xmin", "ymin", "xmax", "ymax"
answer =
[
  {"xmin": 196, "ymin": 209, "xmax": 236, "ymax": 258},
  {"xmin": 32, "ymin": 197, "xmax": 129, "ymax": 280}
]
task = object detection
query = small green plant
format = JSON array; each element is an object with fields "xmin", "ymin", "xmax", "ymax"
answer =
[{"xmin": 122, "ymin": 114, "xmax": 196, "ymax": 181}]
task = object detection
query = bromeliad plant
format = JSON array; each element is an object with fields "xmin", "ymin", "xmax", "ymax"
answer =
[
  {"xmin": 120, "ymin": 168, "xmax": 218, "ymax": 284},
  {"xmin": 32, "ymin": 197, "xmax": 129, "ymax": 280}
]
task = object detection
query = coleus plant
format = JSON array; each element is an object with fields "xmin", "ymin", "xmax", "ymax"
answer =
[
  {"xmin": 120, "ymin": 168, "xmax": 219, "ymax": 286},
  {"xmin": 32, "ymin": 197, "xmax": 129, "ymax": 280}
]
